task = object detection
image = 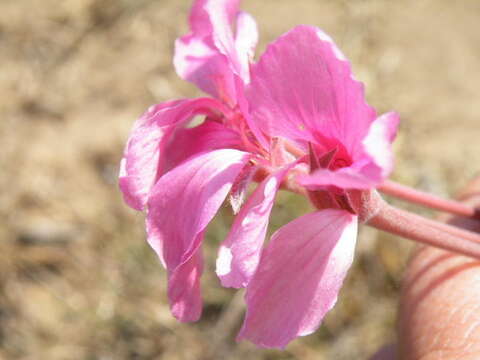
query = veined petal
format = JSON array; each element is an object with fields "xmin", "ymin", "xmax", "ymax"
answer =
[
  {"xmin": 238, "ymin": 209, "xmax": 358, "ymax": 349},
  {"xmin": 118, "ymin": 97, "xmax": 228, "ymax": 211},
  {"xmin": 216, "ymin": 162, "xmax": 297, "ymax": 288},
  {"xmin": 247, "ymin": 25, "xmax": 376, "ymax": 155},
  {"xmin": 146, "ymin": 149, "xmax": 251, "ymax": 319}
]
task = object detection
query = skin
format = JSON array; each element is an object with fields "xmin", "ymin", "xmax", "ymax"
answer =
[{"xmin": 373, "ymin": 177, "xmax": 480, "ymax": 360}]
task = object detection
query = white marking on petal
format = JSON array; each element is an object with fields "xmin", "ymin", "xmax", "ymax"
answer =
[{"xmin": 216, "ymin": 247, "xmax": 233, "ymax": 276}]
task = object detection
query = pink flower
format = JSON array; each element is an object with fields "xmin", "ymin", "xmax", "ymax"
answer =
[{"xmin": 119, "ymin": 0, "xmax": 399, "ymax": 349}]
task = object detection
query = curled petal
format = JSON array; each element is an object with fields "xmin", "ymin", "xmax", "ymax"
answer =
[
  {"xmin": 189, "ymin": 0, "xmax": 240, "ymax": 37},
  {"xmin": 164, "ymin": 119, "xmax": 242, "ymax": 174},
  {"xmin": 119, "ymin": 97, "xmax": 229, "ymax": 210},
  {"xmin": 146, "ymin": 148, "xmax": 251, "ymax": 268},
  {"xmin": 174, "ymin": 38, "xmax": 238, "ymax": 104},
  {"xmin": 174, "ymin": 0, "xmax": 257, "ymax": 102},
  {"xmin": 216, "ymin": 162, "xmax": 297, "ymax": 288},
  {"xmin": 203, "ymin": 0, "xmax": 240, "ymax": 66},
  {"xmin": 146, "ymin": 149, "xmax": 251, "ymax": 320},
  {"xmin": 238, "ymin": 209, "xmax": 358, "ymax": 348}
]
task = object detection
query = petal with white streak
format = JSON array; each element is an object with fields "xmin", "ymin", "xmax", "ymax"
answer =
[
  {"xmin": 216, "ymin": 162, "xmax": 297, "ymax": 288},
  {"xmin": 146, "ymin": 149, "xmax": 251, "ymax": 321},
  {"xmin": 238, "ymin": 209, "xmax": 358, "ymax": 348}
]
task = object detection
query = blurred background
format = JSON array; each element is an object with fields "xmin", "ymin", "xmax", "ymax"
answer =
[{"xmin": 1, "ymin": 0, "xmax": 479, "ymax": 359}]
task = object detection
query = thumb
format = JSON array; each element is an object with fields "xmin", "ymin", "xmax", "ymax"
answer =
[{"xmin": 398, "ymin": 177, "xmax": 480, "ymax": 359}]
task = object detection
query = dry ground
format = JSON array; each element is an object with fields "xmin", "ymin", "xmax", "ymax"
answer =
[{"xmin": 1, "ymin": 0, "xmax": 479, "ymax": 359}]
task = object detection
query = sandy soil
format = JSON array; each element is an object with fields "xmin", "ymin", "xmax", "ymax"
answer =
[{"xmin": 0, "ymin": 0, "xmax": 479, "ymax": 359}]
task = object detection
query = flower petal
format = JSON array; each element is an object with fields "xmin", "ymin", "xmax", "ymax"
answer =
[
  {"xmin": 234, "ymin": 11, "xmax": 258, "ymax": 82},
  {"xmin": 362, "ymin": 111, "xmax": 400, "ymax": 179},
  {"xmin": 247, "ymin": 25, "xmax": 375, "ymax": 154},
  {"xmin": 203, "ymin": 0, "xmax": 241, "ymax": 66},
  {"xmin": 189, "ymin": 0, "xmax": 240, "ymax": 37},
  {"xmin": 237, "ymin": 209, "xmax": 358, "ymax": 349},
  {"xmin": 216, "ymin": 162, "xmax": 297, "ymax": 288},
  {"xmin": 174, "ymin": 38, "xmax": 238, "ymax": 104},
  {"xmin": 298, "ymin": 112, "xmax": 400, "ymax": 190},
  {"xmin": 163, "ymin": 119, "xmax": 242, "ymax": 174},
  {"xmin": 174, "ymin": 0, "xmax": 257, "ymax": 102},
  {"xmin": 119, "ymin": 97, "xmax": 228, "ymax": 210},
  {"xmin": 146, "ymin": 149, "xmax": 251, "ymax": 320},
  {"xmin": 297, "ymin": 162, "xmax": 377, "ymax": 190},
  {"xmin": 167, "ymin": 246, "xmax": 204, "ymax": 322}
]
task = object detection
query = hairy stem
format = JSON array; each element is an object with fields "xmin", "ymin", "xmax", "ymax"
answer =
[{"xmin": 367, "ymin": 198, "xmax": 480, "ymax": 260}]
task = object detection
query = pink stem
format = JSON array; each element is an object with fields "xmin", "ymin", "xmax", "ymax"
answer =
[
  {"xmin": 378, "ymin": 180, "xmax": 478, "ymax": 218},
  {"xmin": 367, "ymin": 200, "xmax": 480, "ymax": 260}
]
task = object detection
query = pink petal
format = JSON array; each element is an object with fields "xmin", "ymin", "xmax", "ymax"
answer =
[
  {"xmin": 362, "ymin": 111, "xmax": 400, "ymax": 179},
  {"xmin": 238, "ymin": 209, "xmax": 358, "ymax": 349},
  {"xmin": 298, "ymin": 112, "xmax": 400, "ymax": 190},
  {"xmin": 297, "ymin": 162, "xmax": 377, "ymax": 190},
  {"xmin": 216, "ymin": 162, "xmax": 297, "ymax": 288},
  {"xmin": 163, "ymin": 119, "xmax": 242, "ymax": 174},
  {"xmin": 203, "ymin": 0, "xmax": 240, "ymax": 67},
  {"xmin": 118, "ymin": 97, "xmax": 229, "ymax": 211},
  {"xmin": 174, "ymin": 0, "xmax": 257, "ymax": 102},
  {"xmin": 146, "ymin": 149, "xmax": 251, "ymax": 321},
  {"xmin": 168, "ymin": 247, "xmax": 204, "ymax": 322},
  {"xmin": 234, "ymin": 11, "xmax": 258, "ymax": 82},
  {"xmin": 174, "ymin": 37, "xmax": 238, "ymax": 104},
  {"xmin": 191, "ymin": 0, "xmax": 256, "ymax": 78},
  {"xmin": 189, "ymin": 0, "xmax": 240, "ymax": 36},
  {"xmin": 247, "ymin": 25, "xmax": 375, "ymax": 155}
]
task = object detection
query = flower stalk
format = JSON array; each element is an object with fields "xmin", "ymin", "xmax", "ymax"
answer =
[
  {"xmin": 379, "ymin": 180, "xmax": 479, "ymax": 219},
  {"xmin": 364, "ymin": 191, "xmax": 480, "ymax": 259}
]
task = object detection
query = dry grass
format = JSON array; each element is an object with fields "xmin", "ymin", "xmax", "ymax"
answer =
[{"xmin": 1, "ymin": 0, "xmax": 479, "ymax": 359}]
